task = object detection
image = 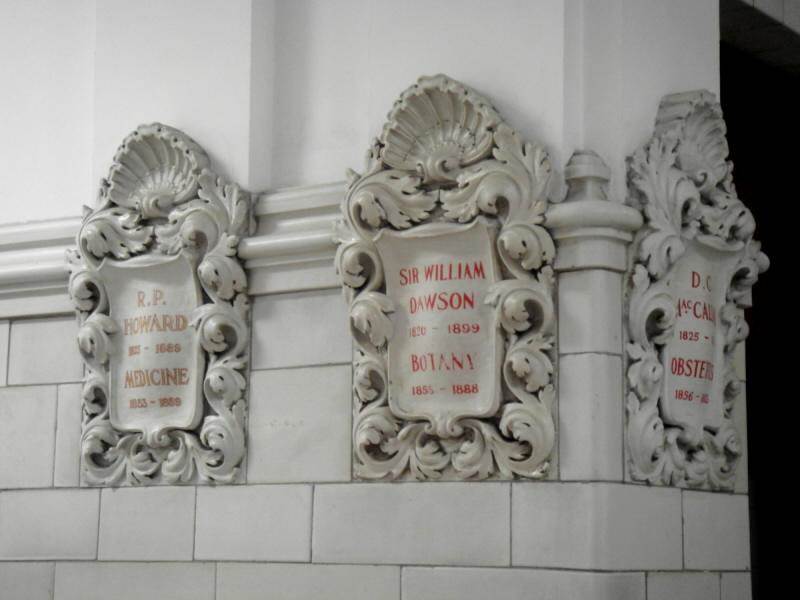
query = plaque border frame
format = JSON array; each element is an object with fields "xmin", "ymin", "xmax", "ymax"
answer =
[
  {"xmin": 625, "ymin": 91, "xmax": 768, "ymax": 490},
  {"xmin": 68, "ymin": 123, "xmax": 253, "ymax": 486},
  {"xmin": 336, "ymin": 74, "xmax": 558, "ymax": 481}
]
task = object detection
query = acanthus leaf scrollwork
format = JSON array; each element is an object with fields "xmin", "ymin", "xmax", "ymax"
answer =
[
  {"xmin": 68, "ymin": 123, "xmax": 252, "ymax": 486},
  {"xmin": 625, "ymin": 91, "xmax": 768, "ymax": 490},
  {"xmin": 336, "ymin": 74, "xmax": 558, "ymax": 481}
]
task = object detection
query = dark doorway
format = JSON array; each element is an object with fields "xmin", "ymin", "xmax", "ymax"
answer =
[{"xmin": 720, "ymin": 5, "xmax": 800, "ymax": 597}]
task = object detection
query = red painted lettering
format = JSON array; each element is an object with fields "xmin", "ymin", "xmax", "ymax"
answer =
[
  {"xmin": 669, "ymin": 357, "xmax": 714, "ymax": 381},
  {"xmin": 399, "ymin": 267, "xmax": 419, "ymax": 286},
  {"xmin": 409, "ymin": 352, "xmax": 476, "ymax": 372},
  {"xmin": 409, "ymin": 292, "xmax": 476, "ymax": 314}
]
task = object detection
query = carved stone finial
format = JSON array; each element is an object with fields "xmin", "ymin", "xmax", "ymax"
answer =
[{"xmin": 564, "ymin": 150, "xmax": 611, "ymax": 203}]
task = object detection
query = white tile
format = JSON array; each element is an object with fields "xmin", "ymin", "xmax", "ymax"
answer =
[
  {"xmin": 0, "ymin": 320, "xmax": 9, "ymax": 386},
  {"xmin": 251, "ymin": 289, "xmax": 351, "ymax": 370},
  {"xmin": 0, "ymin": 385, "xmax": 57, "ymax": 488},
  {"xmin": 8, "ymin": 316, "xmax": 83, "ymax": 385},
  {"xmin": 248, "ymin": 365, "xmax": 351, "ymax": 483},
  {"xmin": 55, "ymin": 562, "xmax": 215, "ymax": 600},
  {"xmin": 98, "ymin": 486, "xmax": 195, "ymax": 560},
  {"xmin": 195, "ymin": 484, "xmax": 311, "ymax": 561},
  {"xmin": 683, "ymin": 491, "xmax": 750, "ymax": 570},
  {"xmin": 313, "ymin": 483, "xmax": 510, "ymax": 566},
  {"xmin": 0, "ymin": 562, "xmax": 54, "ymax": 600},
  {"xmin": 217, "ymin": 563, "xmax": 400, "ymax": 600},
  {"xmin": 647, "ymin": 572, "xmax": 719, "ymax": 600},
  {"xmin": 558, "ymin": 353, "xmax": 623, "ymax": 481},
  {"xmin": 512, "ymin": 483, "xmax": 682, "ymax": 570},
  {"xmin": 402, "ymin": 567, "xmax": 645, "ymax": 600},
  {"xmin": 54, "ymin": 383, "xmax": 82, "ymax": 487},
  {"xmin": 0, "ymin": 489, "xmax": 99, "ymax": 559},
  {"xmin": 721, "ymin": 572, "xmax": 752, "ymax": 600},
  {"xmin": 558, "ymin": 270, "xmax": 622, "ymax": 355}
]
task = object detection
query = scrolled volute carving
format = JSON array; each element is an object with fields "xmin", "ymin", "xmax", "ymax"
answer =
[
  {"xmin": 337, "ymin": 74, "xmax": 558, "ymax": 481},
  {"xmin": 625, "ymin": 91, "xmax": 767, "ymax": 490},
  {"xmin": 68, "ymin": 123, "xmax": 252, "ymax": 486}
]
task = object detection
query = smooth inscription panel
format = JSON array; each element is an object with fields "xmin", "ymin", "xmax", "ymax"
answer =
[
  {"xmin": 376, "ymin": 220, "xmax": 502, "ymax": 426},
  {"xmin": 100, "ymin": 254, "xmax": 204, "ymax": 437},
  {"xmin": 661, "ymin": 239, "xmax": 738, "ymax": 430}
]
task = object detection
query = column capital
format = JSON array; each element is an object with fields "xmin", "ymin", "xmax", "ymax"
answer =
[{"xmin": 546, "ymin": 151, "xmax": 642, "ymax": 272}]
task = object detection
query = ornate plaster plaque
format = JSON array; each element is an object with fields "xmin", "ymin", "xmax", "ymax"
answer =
[
  {"xmin": 336, "ymin": 75, "xmax": 557, "ymax": 481},
  {"xmin": 626, "ymin": 91, "xmax": 768, "ymax": 490},
  {"xmin": 68, "ymin": 124, "xmax": 253, "ymax": 485}
]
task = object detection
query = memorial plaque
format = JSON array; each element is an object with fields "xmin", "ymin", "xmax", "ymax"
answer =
[
  {"xmin": 101, "ymin": 255, "xmax": 204, "ymax": 437},
  {"xmin": 376, "ymin": 221, "xmax": 503, "ymax": 429},
  {"xmin": 626, "ymin": 91, "xmax": 768, "ymax": 490},
  {"xmin": 68, "ymin": 123, "xmax": 252, "ymax": 486},
  {"xmin": 660, "ymin": 241, "xmax": 738, "ymax": 431},
  {"xmin": 336, "ymin": 75, "xmax": 558, "ymax": 481}
]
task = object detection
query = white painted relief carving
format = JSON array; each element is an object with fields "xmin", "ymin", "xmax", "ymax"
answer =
[
  {"xmin": 626, "ymin": 91, "xmax": 768, "ymax": 490},
  {"xmin": 336, "ymin": 75, "xmax": 557, "ymax": 481},
  {"xmin": 68, "ymin": 124, "xmax": 253, "ymax": 485}
]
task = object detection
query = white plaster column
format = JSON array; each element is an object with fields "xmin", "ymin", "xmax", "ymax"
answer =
[
  {"xmin": 547, "ymin": 151, "xmax": 642, "ymax": 480},
  {"xmin": 564, "ymin": 0, "xmax": 720, "ymax": 202}
]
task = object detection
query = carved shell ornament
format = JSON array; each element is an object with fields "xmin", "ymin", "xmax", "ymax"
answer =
[
  {"xmin": 379, "ymin": 76, "xmax": 501, "ymax": 183},
  {"xmin": 625, "ymin": 91, "xmax": 768, "ymax": 490},
  {"xmin": 335, "ymin": 74, "xmax": 557, "ymax": 481},
  {"xmin": 67, "ymin": 123, "xmax": 252, "ymax": 486}
]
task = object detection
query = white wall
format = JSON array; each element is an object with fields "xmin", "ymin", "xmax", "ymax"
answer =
[
  {"xmin": 267, "ymin": 0, "xmax": 566, "ymax": 187},
  {"xmin": 1, "ymin": 0, "xmax": 568, "ymax": 221},
  {"xmin": 0, "ymin": 0, "xmax": 721, "ymax": 213},
  {"xmin": 92, "ymin": 0, "xmax": 257, "ymax": 190},
  {"xmin": 0, "ymin": 0, "xmax": 94, "ymax": 225}
]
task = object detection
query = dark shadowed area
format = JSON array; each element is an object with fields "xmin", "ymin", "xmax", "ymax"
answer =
[{"xmin": 721, "ymin": 21, "xmax": 799, "ymax": 596}]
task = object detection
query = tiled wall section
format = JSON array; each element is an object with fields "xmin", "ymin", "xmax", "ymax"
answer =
[{"xmin": 0, "ymin": 297, "xmax": 752, "ymax": 599}]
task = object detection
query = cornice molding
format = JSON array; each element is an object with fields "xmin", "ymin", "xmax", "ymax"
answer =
[
  {"xmin": 546, "ymin": 151, "xmax": 643, "ymax": 273},
  {"xmin": 0, "ymin": 183, "xmax": 343, "ymax": 319},
  {"xmin": 0, "ymin": 217, "xmax": 82, "ymax": 317},
  {"xmin": 243, "ymin": 182, "xmax": 343, "ymax": 296}
]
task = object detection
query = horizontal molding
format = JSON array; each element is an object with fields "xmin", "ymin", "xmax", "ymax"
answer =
[
  {"xmin": 0, "ymin": 183, "xmax": 641, "ymax": 319},
  {"xmin": 0, "ymin": 217, "xmax": 82, "ymax": 318},
  {"xmin": 0, "ymin": 183, "xmax": 345, "ymax": 319},
  {"xmin": 245, "ymin": 182, "xmax": 343, "ymax": 296}
]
